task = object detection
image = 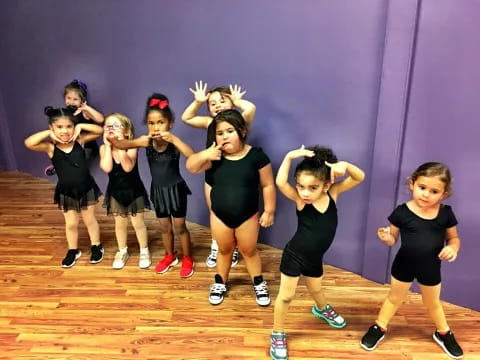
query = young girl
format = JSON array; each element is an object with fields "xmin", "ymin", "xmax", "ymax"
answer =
[
  {"xmin": 360, "ymin": 162, "xmax": 463, "ymax": 359},
  {"xmin": 99, "ymin": 113, "xmax": 150, "ymax": 270},
  {"xmin": 45, "ymin": 79, "xmax": 104, "ymax": 176},
  {"xmin": 24, "ymin": 106, "xmax": 104, "ymax": 267},
  {"xmin": 270, "ymin": 145, "xmax": 365, "ymax": 360},
  {"xmin": 186, "ymin": 109, "xmax": 275, "ymax": 306},
  {"xmin": 109, "ymin": 94, "xmax": 195, "ymax": 278},
  {"xmin": 182, "ymin": 81, "xmax": 256, "ymax": 268}
]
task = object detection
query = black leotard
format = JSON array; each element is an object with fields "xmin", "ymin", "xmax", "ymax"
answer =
[
  {"xmin": 103, "ymin": 157, "xmax": 150, "ymax": 217},
  {"xmin": 287, "ymin": 192, "xmax": 338, "ymax": 263},
  {"xmin": 51, "ymin": 141, "xmax": 101, "ymax": 212},
  {"xmin": 146, "ymin": 143, "xmax": 191, "ymax": 218},
  {"xmin": 205, "ymin": 147, "xmax": 270, "ymax": 228},
  {"xmin": 389, "ymin": 203, "xmax": 457, "ymax": 286}
]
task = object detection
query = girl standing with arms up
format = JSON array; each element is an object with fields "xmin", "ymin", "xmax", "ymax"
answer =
[
  {"xmin": 361, "ymin": 162, "xmax": 463, "ymax": 359},
  {"xmin": 25, "ymin": 107, "xmax": 104, "ymax": 267},
  {"xmin": 182, "ymin": 81, "xmax": 256, "ymax": 268},
  {"xmin": 100, "ymin": 113, "xmax": 150, "ymax": 270},
  {"xmin": 186, "ymin": 109, "xmax": 275, "ymax": 306},
  {"xmin": 45, "ymin": 79, "xmax": 104, "ymax": 176},
  {"xmin": 109, "ymin": 94, "xmax": 195, "ymax": 278},
  {"xmin": 270, "ymin": 145, "xmax": 365, "ymax": 360}
]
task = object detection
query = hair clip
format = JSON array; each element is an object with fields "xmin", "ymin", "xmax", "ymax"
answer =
[{"xmin": 72, "ymin": 79, "xmax": 88, "ymax": 90}]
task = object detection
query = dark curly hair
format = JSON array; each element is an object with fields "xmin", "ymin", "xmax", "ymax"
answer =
[
  {"xmin": 206, "ymin": 109, "xmax": 247, "ymax": 147},
  {"xmin": 408, "ymin": 162, "xmax": 452, "ymax": 194},
  {"xmin": 294, "ymin": 146, "xmax": 338, "ymax": 183},
  {"xmin": 63, "ymin": 79, "xmax": 88, "ymax": 103},
  {"xmin": 44, "ymin": 106, "xmax": 76, "ymax": 125}
]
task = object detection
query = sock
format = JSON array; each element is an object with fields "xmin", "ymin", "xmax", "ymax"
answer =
[
  {"xmin": 272, "ymin": 331, "xmax": 285, "ymax": 335},
  {"xmin": 211, "ymin": 239, "xmax": 218, "ymax": 251},
  {"xmin": 438, "ymin": 329, "xmax": 450, "ymax": 336},
  {"xmin": 375, "ymin": 322, "xmax": 386, "ymax": 332},
  {"xmin": 140, "ymin": 247, "xmax": 149, "ymax": 255},
  {"xmin": 253, "ymin": 275, "xmax": 264, "ymax": 286},
  {"xmin": 119, "ymin": 247, "xmax": 128, "ymax": 254}
]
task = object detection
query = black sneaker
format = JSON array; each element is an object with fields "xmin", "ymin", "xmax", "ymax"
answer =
[
  {"xmin": 433, "ymin": 330, "xmax": 463, "ymax": 359},
  {"xmin": 361, "ymin": 324, "xmax": 385, "ymax": 351},
  {"xmin": 62, "ymin": 249, "xmax": 82, "ymax": 268},
  {"xmin": 209, "ymin": 274, "xmax": 227, "ymax": 305},
  {"xmin": 90, "ymin": 244, "xmax": 104, "ymax": 264},
  {"xmin": 253, "ymin": 280, "xmax": 271, "ymax": 306}
]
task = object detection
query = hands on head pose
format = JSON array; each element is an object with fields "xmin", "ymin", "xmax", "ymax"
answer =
[
  {"xmin": 186, "ymin": 109, "xmax": 275, "ymax": 306},
  {"xmin": 361, "ymin": 162, "xmax": 463, "ymax": 359},
  {"xmin": 270, "ymin": 144, "xmax": 365, "ymax": 360},
  {"xmin": 181, "ymin": 80, "xmax": 256, "ymax": 129},
  {"xmin": 24, "ymin": 106, "xmax": 104, "ymax": 268}
]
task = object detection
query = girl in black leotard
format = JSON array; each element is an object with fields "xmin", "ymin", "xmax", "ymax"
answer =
[
  {"xmin": 99, "ymin": 113, "xmax": 150, "ymax": 270},
  {"xmin": 270, "ymin": 145, "xmax": 365, "ymax": 360},
  {"xmin": 361, "ymin": 163, "xmax": 463, "ymax": 359},
  {"xmin": 24, "ymin": 106, "xmax": 104, "ymax": 268},
  {"xmin": 182, "ymin": 81, "xmax": 256, "ymax": 268},
  {"xmin": 187, "ymin": 110, "xmax": 276, "ymax": 307},
  {"xmin": 109, "ymin": 94, "xmax": 195, "ymax": 278},
  {"xmin": 45, "ymin": 79, "xmax": 104, "ymax": 176}
]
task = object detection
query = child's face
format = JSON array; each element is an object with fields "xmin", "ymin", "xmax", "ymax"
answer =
[
  {"xmin": 409, "ymin": 175, "xmax": 447, "ymax": 209},
  {"xmin": 50, "ymin": 117, "xmax": 75, "ymax": 142},
  {"xmin": 146, "ymin": 111, "xmax": 171, "ymax": 137},
  {"xmin": 208, "ymin": 91, "xmax": 234, "ymax": 117},
  {"xmin": 64, "ymin": 90, "xmax": 83, "ymax": 108},
  {"xmin": 295, "ymin": 172, "xmax": 328, "ymax": 204},
  {"xmin": 215, "ymin": 121, "xmax": 243, "ymax": 154},
  {"xmin": 104, "ymin": 116, "xmax": 125, "ymax": 139}
]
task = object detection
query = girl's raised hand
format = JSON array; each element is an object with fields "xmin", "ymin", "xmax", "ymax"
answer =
[
  {"xmin": 49, "ymin": 130, "xmax": 66, "ymax": 144},
  {"xmin": 377, "ymin": 227, "xmax": 395, "ymax": 246},
  {"xmin": 69, "ymin": 125, "xmax": 82, "ymax": 143},
  {"xmin": 259, "ymin": 211, "xmax": 274, "ymax": 228},
  {"xmin": 287, "ymin": 145, "xmax": 315, "ymax": 160},
  {"xmin": 438, "ymin": 245, "xmax": 458, "ymax": 262},
  {"xmin": 156, "ymin": 131, "xmax": 174, "ymax": 143},
  {"xmin": 189, "ymin": 80, "xmax": 209, "ymax": 103},
  {"xmin": 325, "ymin": 161, "xmax": 347, "ymax": 184},
  {"xmin": 228, "ymin": 84, "xmax": 246, "ymax": 102},
  {"xmin": 204, "ymin": 142, "xmax": 222, "ymax": 161}
]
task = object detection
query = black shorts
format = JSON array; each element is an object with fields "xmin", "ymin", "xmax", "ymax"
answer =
[
  {"xmin": 391, "ymin": 252, "xmax": 441, "ymax": 286},
  {"xmin": 279, "ymin": 245, "xmax": 324, "ymax": 278}
]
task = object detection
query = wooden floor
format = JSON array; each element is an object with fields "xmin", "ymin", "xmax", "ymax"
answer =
[{"xmin": 0, "ymin": 171, "xmax": 478, "ymax": 360}]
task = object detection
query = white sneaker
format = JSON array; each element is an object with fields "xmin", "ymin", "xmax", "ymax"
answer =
[
  {"xmin": 206, "ymin": 248, "xmax": 218, "ymax": 268},
  {"xmin": 231, "ymin": 248, "xmax": 240, "ymax": 267},
  {"xmin": 138, "ymin": 252, "xmax": 151, "ymax": 269},
  {"xmin": 112, "ymin": 251, "xmax": 129, "ymax": 269}
]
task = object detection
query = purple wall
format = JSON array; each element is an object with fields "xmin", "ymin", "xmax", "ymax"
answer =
[{"xmin": 0, "ymin": 0, "xmax": 478, "ymax": 310}]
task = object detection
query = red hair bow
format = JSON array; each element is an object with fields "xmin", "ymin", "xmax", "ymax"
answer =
[{"xmin": 149, "ymin": 99, "xmax": 169, "ymax": 109}]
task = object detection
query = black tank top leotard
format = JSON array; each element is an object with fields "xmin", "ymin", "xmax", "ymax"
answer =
[
  {"xmin": 205, "ymin": 147, "xmax": 270, "ymax": 228},
  {"xmin": 146, "ymin": 143, "xmax": 191, "ymax": 215},
  {"xmin": 103, "ymin": 157, "xmax": 150, "ymax": 216},
  {"xmin": 287, "ymin": 192, "xmax": 338, "ymax": 263},
  {"xmin": 51, "ymin": 141, "xmax": 101, "ymax": 211}
]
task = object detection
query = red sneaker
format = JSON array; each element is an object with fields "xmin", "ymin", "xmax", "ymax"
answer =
[
  {"xmin": 155, "ymin": 253, "xmax": 178, "ymax": 274},
  {"xmin": 179, "ymin": 256, "xmax": 195, "ymax": 278}
]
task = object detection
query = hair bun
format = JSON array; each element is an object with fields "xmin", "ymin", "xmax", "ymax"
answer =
[
  {"xmin": 72, "ymin": 79, "xmax": 87, "ymax": 90},
  {"xmin": 44, "ymin": 106, "xmax": 55, "ymax": 116}
]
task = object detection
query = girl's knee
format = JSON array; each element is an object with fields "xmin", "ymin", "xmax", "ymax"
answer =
[
  {"xmin": 218, "ymin": 245, "xmax": 235, "ymax": 256},
  {"xmin": 277, "ymin": 292, "xmax": 295, "ymax": 304},
  {"xmin": 173, "ymin": 224, "xmax": 188, "ymax": 237},
  {"xmin": 387, "ymin": 292, "xmax": 406, "ymax": 306}
]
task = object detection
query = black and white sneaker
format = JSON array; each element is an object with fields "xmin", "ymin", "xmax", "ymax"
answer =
[
  {"xmin": 62, "ymin": 249, "xmax": 82, "ymax": 268},
  {"xmin": 89, "ymin": 244, "xmax": 104, "ymax": 264},
  {"xmin": 433, "ymin": 330, "xmax": 463, "ymax": 359},
  {"xmin": 231, "ymin": 248, "xmax": 240, "ymax": 267},
  {"xmin": 209, "ymin": 274, "xmax": 227, "ymax": 305},
  {"xmin": 360, "ymin": 324, "xmax": 385, "ymax": 351},
  {"xmin": 253, "ymin": 280, "xmax": 270, "ymax": 306}
]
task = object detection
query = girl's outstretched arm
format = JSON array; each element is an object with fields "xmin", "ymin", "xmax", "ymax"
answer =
[
  {"xmin": 276, "ymin": 146, "xmax": 315, "ymax": 204},
  {"xmin": 109, "ymin": 135, "xmax": 151, "ymax": 150},
  {"xmin": 186, "ymin": 142, "xmax": 222, "ymax": 173},
  {"xmin": 259, "ymin": 164, "xmax": 276, "ymax": 227},
  {"xmin": 327, "ymin": 161, "xmax": 365, "ymax": 199},
  {"xmin": 439, "ymin": 226, "xmax": 461, "ymax": 262},
  {"xmin": 77, "ymin": 102, "xmax": 104, "ymax": 124},
  {"xmin": 227, "ymin": 84, "xmax": 256, "ymax": 126},
  {"xmin": 24, "ymin": 130, "xmax": 55, "ymax": 156},
  {"xmin": 181, "ymin": 80, "xmax": 212, "ymax": 129},
  {"xmin": 157, "ymin": 132, "xmax": 194, "ymax": 158},
  {"xmin": 72, "ymin": 123, "xmax": 103, "ymax": 144}
]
